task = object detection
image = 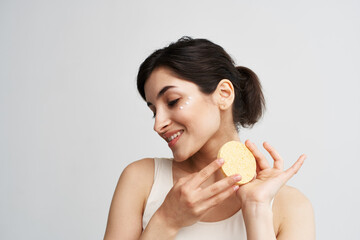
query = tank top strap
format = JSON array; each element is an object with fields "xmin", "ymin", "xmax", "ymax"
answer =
[
  {"xmin": 158, "ymin": 157, "xmax": 173, "ymax": 186},
  {"xmin": 142, "ymin": 158, "xmax": 173, "ymax": 229}
]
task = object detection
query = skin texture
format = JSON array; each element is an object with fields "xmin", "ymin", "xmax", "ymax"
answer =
[{"xmin": 104, "ymin": 67, "xmax": 315, "ymax": 240}]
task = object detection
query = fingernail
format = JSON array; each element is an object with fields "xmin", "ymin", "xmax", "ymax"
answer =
[
  {"xmin": 233, "ymin": 185, "xmax": 239, "ymax": 191},
  {"xmin": 233, "ymin": 175, "xmax": 241, "ymax": 181},
  {"xmin": 217, "ymin": 158, "xmax": 224, "ymax": 165}
]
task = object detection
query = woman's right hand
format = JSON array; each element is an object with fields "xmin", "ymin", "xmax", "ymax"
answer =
[{"xmin": 155, "ymin": 158, "xmax": 241, "ymax": 231}]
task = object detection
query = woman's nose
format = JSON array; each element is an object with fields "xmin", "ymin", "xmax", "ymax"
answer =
[{"xmin": 153, "ymin": 109, "xmax": 171, "ymax": 133}]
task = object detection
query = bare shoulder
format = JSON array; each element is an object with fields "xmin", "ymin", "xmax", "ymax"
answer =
[
  {"xmin": 274, "ymin": 185, "xmax": 313, "ymax": 210},
  {"xmin": 273, "ymin": 185, "xmax": 315, "ymax": 240},
  {"xmin": 104, "ymin": 158, "xmax": 155, "ymax": 240},
  {"xmin": 116, "ymin": 157, "xmax": 155, "ymax": 211},
  {"xmin": 121, "ymin": 158, "xmax": 155, "ymax": 187}
]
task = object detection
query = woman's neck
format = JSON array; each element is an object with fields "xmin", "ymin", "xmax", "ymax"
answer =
[{"xmin": 183, "ymin": 127, "xmax": 240, "ymax": 173}]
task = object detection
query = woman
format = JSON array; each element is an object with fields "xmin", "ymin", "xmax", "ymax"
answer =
[{"xmin": 104, "ymin": 37, "xmax": 315, "ymax": 239}]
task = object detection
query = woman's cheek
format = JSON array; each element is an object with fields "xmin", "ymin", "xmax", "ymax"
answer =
[{"xmin": 177, "ymin": 96, "xmax": 192, "ymax": 111}]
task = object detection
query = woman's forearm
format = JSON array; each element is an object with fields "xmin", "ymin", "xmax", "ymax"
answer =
[
  {"xmin": 242, "ymin": 202, "xmax": 277, "ymax": 240},
  {"xmin": 140, "ymin": 210, "xmax": 179, "ymax": 240}
]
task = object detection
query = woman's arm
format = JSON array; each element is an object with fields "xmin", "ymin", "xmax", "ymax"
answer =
[
  {"xmin": 105, "ymin": 158, "xmax": 239, "ymax": 240},
  {"xmin": 141, "ymin": 159, "xmax": 240, "ymax": 239},
  {"xmin": 104, "ymin": 158, "xmax": 154, "ymax": 240},
  {"xmin": 104, "ymin": 158, "xmax": 181, "ymax": 240},
  {"xmin": 237, "ymin": 141, "xmax": 315, "ymax": 239},
  {"xmin": 241, "ymin": 186, "xmax": 315, "ymax": 240},
  {"xmin": 274, "ymin": 186, "xmax": 315, "ymax": 240},
  {"xmin": 242, "ymin": 202, "xmax": 277, "ymax": 239}
]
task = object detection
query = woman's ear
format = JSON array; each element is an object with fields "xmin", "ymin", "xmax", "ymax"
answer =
[{"xmin": 214, "ymin": 79, "xmax": 235, "ymax": 110}]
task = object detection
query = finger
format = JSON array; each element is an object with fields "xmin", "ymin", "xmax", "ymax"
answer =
[
  {"xmin": 191, "ymin": 159, "xmax": 224, "ymax": 188},
  {"xmin": 280, "ymin": 154, "xmax": 306, "ymax": 183},
  {"xmin": 263, "ymin": 142, "xmax": 283, "ymax": 170},
  {"xmin": 245, "ymin": 140, "xmax": 270, "ymax": 170},
  {"xmin": 174, "ymin": 172, "xmax": 196, "ymax": 187},
  {"xmin": 199, "ymin": 184, "xmax": 239, "ymax": 213},
  {"xmin": 256, "ymin": 163, "xmax": 261, "ymax": 175},
  {"xmin": 200, "ymin": 174, "xmax": 241, "ymax": 200}
]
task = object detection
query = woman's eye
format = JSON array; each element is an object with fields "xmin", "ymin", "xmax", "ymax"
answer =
[
  {"xmin": 168, "ymin": 99, "xmax": 180, "ymax": 107},
  {"xmin": 151, "ymin": 98, "xmax": 179, "ymax": 118}
]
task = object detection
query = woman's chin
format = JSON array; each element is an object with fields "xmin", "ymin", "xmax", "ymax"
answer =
[
  {"xmin": 172, "ymin": 152, "xmax": 189, "ymax": 162},
  {"xmin": 172, "ymin": 155, "xmax": 185, "ymax": 162}
]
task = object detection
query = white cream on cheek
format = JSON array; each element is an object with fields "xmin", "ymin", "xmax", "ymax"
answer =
[{"xmin": 179, "ymin": 96, "xmax": 192, "ymax": 110}]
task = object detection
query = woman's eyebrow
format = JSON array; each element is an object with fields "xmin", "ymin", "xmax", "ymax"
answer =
[{"xmin": 146, "ymin": 85, "xmax": 176, "ymax": 106}]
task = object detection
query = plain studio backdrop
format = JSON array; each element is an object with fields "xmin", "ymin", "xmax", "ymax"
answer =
[{"xmin": 1, "ymin": 0, "xmax": 359, "ymax": 239}]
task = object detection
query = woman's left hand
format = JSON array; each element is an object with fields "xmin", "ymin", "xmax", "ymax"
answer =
[{"xmin": 236, "ymin": 140, "xmax": 306, "ymax": 206}]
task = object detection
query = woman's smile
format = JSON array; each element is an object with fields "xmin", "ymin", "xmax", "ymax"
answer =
[
  {"xmin": 163, "ymin": 129, "xmax": 184, "ymax": 148},
  {"xmin": 144, "ymin": 67, "xmax": 222, "ymax": 162}
]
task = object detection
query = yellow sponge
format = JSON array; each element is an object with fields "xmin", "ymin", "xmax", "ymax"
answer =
[{"xmin": 217, "ymin": 141, "xmax": 256, "ymax": 185}]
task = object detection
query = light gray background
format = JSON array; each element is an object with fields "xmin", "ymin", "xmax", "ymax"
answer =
[{"xmin": 1, "ymin": 0, "xmax": 359, "ymax": 239}]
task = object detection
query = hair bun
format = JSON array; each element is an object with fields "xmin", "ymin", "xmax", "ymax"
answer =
[{"xmin": 234, "ymin": 66, "xmax": 265, "ymax": 128}]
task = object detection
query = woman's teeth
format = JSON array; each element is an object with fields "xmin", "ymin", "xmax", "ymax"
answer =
[{"xmin": 167, "ymin": 131, "xmax": 182, "ymax": 142}]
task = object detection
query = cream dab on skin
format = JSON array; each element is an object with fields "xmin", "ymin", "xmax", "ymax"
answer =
[{"xmin": 179, "ymin": 96, "xmax": 192, "ymax": 110}]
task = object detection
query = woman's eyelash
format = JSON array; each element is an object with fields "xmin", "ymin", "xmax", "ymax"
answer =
[
  {"xmin": 168, "ymin": 98, "xmax": 180, "ymax": 107},
  {"xmin": 151, "ymin": 98, "xmax": 180, "ymax": 118}
]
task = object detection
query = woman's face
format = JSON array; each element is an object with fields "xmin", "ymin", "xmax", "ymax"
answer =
[{"xmin": 144, "ymin": 67, "xmax": 222, "ymax": 162}]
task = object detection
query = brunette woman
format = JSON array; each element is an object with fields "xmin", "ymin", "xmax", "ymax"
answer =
[{"xmin": 104, "ymin": 37, "xmax": 315, "ymax": 240}]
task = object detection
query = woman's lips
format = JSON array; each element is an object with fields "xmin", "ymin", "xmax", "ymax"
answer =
[{"xmin": 167, "ymin": 130, "xmax": 184, "ymax": 148}]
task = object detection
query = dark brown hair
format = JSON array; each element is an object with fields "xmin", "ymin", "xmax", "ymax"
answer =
[{"xmin": 137, "ymin": 37, "xmax": 265, "ymax": 129}]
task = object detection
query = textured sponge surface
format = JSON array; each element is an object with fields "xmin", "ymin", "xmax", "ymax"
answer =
[{"xmin": 217, "ymin": 141, "xmax": 256, "ymax": 185}]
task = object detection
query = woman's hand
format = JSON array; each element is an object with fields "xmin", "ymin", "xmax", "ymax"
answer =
[
  {"xmin": 155, "ymin": 159, "xmax": 241, "ymax": 231},
  {"xmin": 236, "ymin": 140, "xmax": 306, "ymax": 206}
]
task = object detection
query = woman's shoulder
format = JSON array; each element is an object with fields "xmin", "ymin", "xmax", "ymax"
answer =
[
  {"xmin": 273, "ymin": 185, "xmax": 315, "ymax": 238},
  {"xmin": 274, "ymin": 185, "xmax": 313, "ymax": 211},
  {"xmin": 104, "ymin": 158, "xmax": 158, "ymax": 238},
  {"xmin": 123, "ymin": 157, "xmax": 155, "ymax": 173},
  {"xmin": 120, "ymin": 157, "xmax": 173, "ymax": 194},
  {"xmin": 121, "ymin": 158, "xmax": 155, "ymax": 188}
]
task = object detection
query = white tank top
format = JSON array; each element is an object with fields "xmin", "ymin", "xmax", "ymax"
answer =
[{"xmin": 142, "ymin": 158, "xmax": 247, "ymax": 239}]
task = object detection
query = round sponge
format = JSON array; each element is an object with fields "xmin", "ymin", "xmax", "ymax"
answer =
[{"xmin": 217, "ymin": 141, "xmax": 256, "ymax": 185}]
